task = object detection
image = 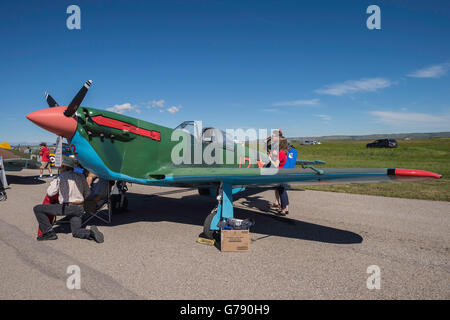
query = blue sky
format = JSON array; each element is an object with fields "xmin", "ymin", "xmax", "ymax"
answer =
[{"xmin": 1, "ymin": 0, "xmax": 449, "ymax": 143}]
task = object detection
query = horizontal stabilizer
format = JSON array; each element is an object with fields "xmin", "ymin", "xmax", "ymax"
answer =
[{"xmin": 296, "ymin": 160, "xmax": 326, "ymax": 166}]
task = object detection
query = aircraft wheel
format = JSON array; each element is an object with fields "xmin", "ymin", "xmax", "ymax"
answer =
[
  {"xmin": 198, "ymin": 187, "xmax": 210, "ymax": 196},
  {"xmin": 203, "ymin": 206, "xmax": 218, "ymax": 240},
  {"xmin": 111, "ymin": 195, "xmax": 128, "ymax": 214},
  {"xmin": 121, "ymin": 196, "xmax": 128, "ymax": 210}
]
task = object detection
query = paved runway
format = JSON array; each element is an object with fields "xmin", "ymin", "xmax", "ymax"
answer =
[{"xmin": 0, "ymin": 169, "xmax": 449, "ymax": 299}]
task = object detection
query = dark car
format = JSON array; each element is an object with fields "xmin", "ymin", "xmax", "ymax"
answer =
[{"xmin": 366, "ymin": 139, "xmax": 398, "ymax": 148}]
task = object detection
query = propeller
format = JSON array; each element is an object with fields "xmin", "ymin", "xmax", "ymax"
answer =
[
  {"xmin": 45, "ymin": 92, "xmax": 59, "ymax": 108},
  {"xmin": 64, "ymin": 80, "xmax": 93, "ymax": 117},
  {"xmin": 40, "ymin": 80, "xmax": 92, "ymax": 166}
]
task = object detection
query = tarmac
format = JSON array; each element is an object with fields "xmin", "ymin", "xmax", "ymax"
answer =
[{"xmin": 0, "ymin": 169, "xmax": 449, "ymax": 299}]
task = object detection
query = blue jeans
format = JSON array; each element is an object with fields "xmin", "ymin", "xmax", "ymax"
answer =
[
  {"xmin": 33, "ymin": 204, "xmax": 91, "ymax": 239},
  {"xmin": 277, "ymin": 186, "xmax": 289, "ymax": 209}
]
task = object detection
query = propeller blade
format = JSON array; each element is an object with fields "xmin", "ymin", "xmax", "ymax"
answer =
[
  {"xmin": 45, "ymin": 92, "xmax": 59, "ymax": 108},
  {"xmin": 64, "ymin": 80, "xmax": 92, "ymax": 117}
]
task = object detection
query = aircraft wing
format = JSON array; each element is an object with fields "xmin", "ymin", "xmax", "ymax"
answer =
[
  {"xmin": 1, "ymin": 144, "xmax": 40, "ymax": 171},
  {"xmin": 2, "ymin": 158, "xmax": 41, "ymax": 171},
  {"xmin": 115, "ymin": 167, "xmax": 442, "ymax": 187}
]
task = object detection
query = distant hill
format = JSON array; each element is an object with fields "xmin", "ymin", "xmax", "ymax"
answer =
[{"xmin": 289, "ymin": 132, "xmax": 450, "ymax": 141}]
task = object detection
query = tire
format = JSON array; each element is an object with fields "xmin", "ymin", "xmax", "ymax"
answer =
[
  {"xmin": 111, "ymin": 195, "xmax": 128, "ymax": 214},
  {"xmin": 198, "ymin": 187, "xmax": 211, "ymax": 196},
  {"xmin": 110, "ymin": 194, "xmax": 120, "ymax": 213},
  {"xmin": 203, "ymin": 206, "xmax": 219, "ymax": 240},
  {"xmin": 122, "ymin": 197, "xmax": 128, "ymax": 210}
]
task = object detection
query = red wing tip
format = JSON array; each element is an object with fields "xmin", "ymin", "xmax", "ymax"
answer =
[{"xmin": 393, "ymin": 168, "xmax": 442, "ymax": 179}]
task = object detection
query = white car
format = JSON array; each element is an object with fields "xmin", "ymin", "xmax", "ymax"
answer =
[{"xmin": 301, "ymin": 140, "xmax": 321, "ymax": 145}]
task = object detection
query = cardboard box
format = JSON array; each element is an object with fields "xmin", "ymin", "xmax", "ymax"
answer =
[{"xmin": 220, "ymin": 229, "xmax": 250, "ymax": 252}]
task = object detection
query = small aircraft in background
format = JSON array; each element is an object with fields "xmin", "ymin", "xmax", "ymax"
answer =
[
  {"xmin": 0, "ymin": 142, "xmax": 40, "ymax": 171},
  {"xmin": 1, "ymin": 142, "xmax": 41, "ymax": 200},
  {"xmin": 26, "ymin": 81, "xmax": 442, "ymax": 239}
]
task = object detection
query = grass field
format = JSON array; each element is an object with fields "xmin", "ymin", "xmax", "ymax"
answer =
[{"xmin": 290, "ymin": 138, "xmax": 450, "ymax": 202}]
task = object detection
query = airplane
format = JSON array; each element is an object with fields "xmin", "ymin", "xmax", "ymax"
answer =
[
  {"xmin": 26, "ymin": 81, "xmax": 442, "ymax": 239},
  {"xmin": 0, "ymin": 142, "xmax": 41, "ymax": 171},
  {"xmin": 1, "ymin": 142, "xmax": 39, "ymax": 200}
]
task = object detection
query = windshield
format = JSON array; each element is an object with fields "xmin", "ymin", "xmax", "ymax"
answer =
[{"xmin": 174, "ymin": 121, "xmax": 236, "ymax": 151}]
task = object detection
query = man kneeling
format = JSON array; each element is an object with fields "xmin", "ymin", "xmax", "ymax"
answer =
[{"xmin": 33, "ymin": 158, "xmax": 104, "ymax": 243}]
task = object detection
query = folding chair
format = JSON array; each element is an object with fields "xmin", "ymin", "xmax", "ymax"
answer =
[{"xmin": 82, "ymin": 184, "xmax": 112, "ymax": 225}]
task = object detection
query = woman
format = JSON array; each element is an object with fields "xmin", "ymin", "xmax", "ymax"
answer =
[{"xmin": 268, "ymin": 137, "xmax": 290, "ymax": 215}]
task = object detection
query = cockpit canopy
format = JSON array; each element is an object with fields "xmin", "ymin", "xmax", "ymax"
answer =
[{"xmin": 174, "ymin": 121, "xmax": 239, "ymax": 151}]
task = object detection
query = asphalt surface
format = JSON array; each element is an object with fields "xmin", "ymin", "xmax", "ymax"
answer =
[{"xmin": 0, "ymin": 169, "xmax": 449, "ymax": 299}]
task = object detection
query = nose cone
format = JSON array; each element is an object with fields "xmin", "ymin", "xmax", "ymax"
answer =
[{"xmin": 26, "ymin": 106, "xmax": 77, "ymax": 138}]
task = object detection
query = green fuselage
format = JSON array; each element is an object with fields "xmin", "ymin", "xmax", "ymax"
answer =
[{"xmin": 75, "ymin": 107, "xmax": 264, "ymax": 180}]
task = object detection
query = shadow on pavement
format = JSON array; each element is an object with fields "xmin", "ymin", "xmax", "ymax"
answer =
[
  {"xmin": 6, "ymin": 174, "xmax": 46, "ymax": 185},
  {"xmin": 76, "ymin": 191, "xmax": 363, "ymax": 245}
]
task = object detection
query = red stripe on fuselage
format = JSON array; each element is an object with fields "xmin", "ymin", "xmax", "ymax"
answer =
[{"xmin": 91, "ymin": 115, "xmax": 161, "ymax": 141}]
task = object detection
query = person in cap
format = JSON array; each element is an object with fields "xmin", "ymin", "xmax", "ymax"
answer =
[
  {"xmin": 38, "ymin": 142, "xmax": 53, "ymax": 178},
  {"xmin": 266, "ymin": 130, "xmax": 288, "ymax": 213},
  {"xmin": 33, "ymin": 157, "xmax": 104, "ymax": 243},
  {"xmin": 84, "ymin": 172, "xmax": 113, "ymax": 213},
  {"xmin": 269, "ymin": 137, "xmax": 290, "ymax": 215}
]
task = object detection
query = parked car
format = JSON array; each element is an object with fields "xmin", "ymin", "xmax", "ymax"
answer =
[
  {"xmin": 366, "ymin": 139, "xmax": 398, "ymax": 148},
  {"xmin": 301, "ymin": 140, "xmax": 321, "ymax": 145}
]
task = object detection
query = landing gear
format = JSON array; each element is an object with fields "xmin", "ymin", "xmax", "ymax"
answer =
[
  {"xmin": 198, "ymin": 187, "xmax": 211, "ymax": 196},
  {"xmin": 110, "ymin": 180, "xmax": 128, "ymax": 214},
  {"xmin": 202, "ymin": 182, "xmax": 234, "ymax": 239},
  {"xmin": 203, "ymin": 206, "xmax": 218, "ymax": 240}
]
